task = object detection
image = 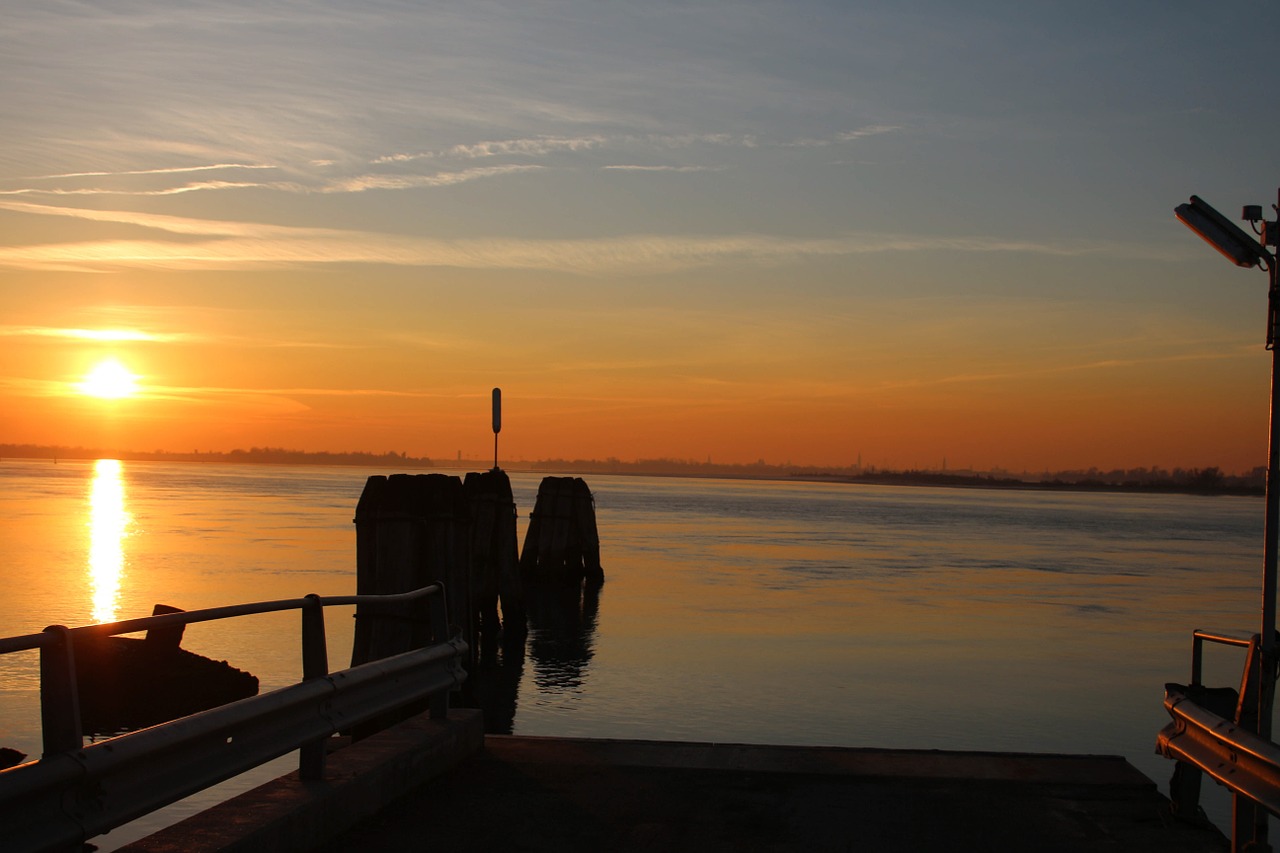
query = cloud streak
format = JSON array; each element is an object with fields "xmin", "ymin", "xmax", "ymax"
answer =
[
  {"xmin": 30, "ymin": 164, "xmax": 275, "ymax": 180},
  {"xmin": 327, "ymin": 164, "xmax": 543, "ymax": 192},
  {"xmin": 0, "ymin": 200, "xmax": 1170, "ymax": 273},
  {"xmin": 603, "ymin": 165, "xmax": 720, "ymax": 173},
  {"xmin": 0, "ymin": 326, "xmax": 187, "ymax": 342},
  {"xmin": 0, "ymin": 128, "xmax": 875, "ymax": 201}
]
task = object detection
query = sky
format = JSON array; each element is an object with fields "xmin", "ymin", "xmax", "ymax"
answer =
[{"xmin": 2, "ymin": 1, "xmax": 1280, "ymax": 473}]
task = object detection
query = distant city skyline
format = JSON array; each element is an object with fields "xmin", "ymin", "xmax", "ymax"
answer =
[{"xmin": 1, "ymin": 2, "xmax": 1276, "ymax": 474}]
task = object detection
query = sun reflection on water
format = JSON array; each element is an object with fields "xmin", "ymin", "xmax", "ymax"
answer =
[{"xmin": 88, "ymin": 459, "xmax": 130, "ymax": 623}]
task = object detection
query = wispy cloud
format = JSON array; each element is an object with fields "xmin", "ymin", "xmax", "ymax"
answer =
[
  {"xmin": 643, "ymin": 133, "xmax": 758, "ymax": 149},
  {"xmin": 0, "ymin": 164, "xmax": 542, "ymax": 198},
  {"xmin": 0, "ymin": 374, "xmax": 446, "ymax": 404},
  {"xmin": 0, "ymin": 326, "xmax": 187, "ymax": 342},
  {"xmin": 157, "ymin": 384, "xmax": 454, "ymax": 399},
  {"xmin": 602, "ymin": 164, "xmax": 720, "ymax": 173},
  {"xmin": 448, "ymin": 135, "xmax": 606, "ymax": 159},
  {"xmin": 0, "ymin": 200, "xmax": 344, "ymax": 237},
  {"xmin": 373, "ymin": 131, "xmax": 763, "ymax": 168},
  {"xmin": 0, "ymin": 181, "xmax": 271, "ymax": 197},
  {"xmin": 0, "ymin": 321, "xmax": 355, "ymax": 351},
  {"xmin": 837, "ymin": 125, "xmax": 902, "ymax": 141},
  {"xmin": 370, "ymin": 136, "xmax": 609, "ymax": 166},
  {"xmin": 29, "ymin": 164, "xmax": 275, "ymax": 180},
  {"xmin": 789, "ymin": 126, "xmax": 904, "ymax": 148},
  {"xmin": 326, "ymin": 164, "xmax": 543, "ymax": 192},
  {"xmin": 0, "ymin": 213, "xmax": 1165, "ymax": 275},
  {"xmin": 0, "ymin": 129, "xmax": 826, "ymax": 202}
]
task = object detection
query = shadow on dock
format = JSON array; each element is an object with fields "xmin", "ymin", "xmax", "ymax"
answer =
[
  {"xmin": 119, "ymin": 710, "xmax": 1227, "ymax": 853},
  {"xmin": 320, "ymin": 735, "xmax": 1228, "ymax": 853}
]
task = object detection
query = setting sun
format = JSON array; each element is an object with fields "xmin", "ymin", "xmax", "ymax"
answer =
[{"xmin": 79, "ymin": 359, "xmax": 140, "ymax": 399}]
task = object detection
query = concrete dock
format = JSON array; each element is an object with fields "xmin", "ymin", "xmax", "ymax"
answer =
[{"xmin": 120, "ymin": 709, "xmax": 1227, "ymax": 853}]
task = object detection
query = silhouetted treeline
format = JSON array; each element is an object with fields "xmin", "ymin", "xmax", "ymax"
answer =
[
  {"xmin": 521, "ymin": 457, "xmax": 1265, "ymax": 495},
  {"xmin": 819, "ymin": 465, "xmax": 1262, "ymax": 495},
  {"xmin": 0, "ymin": 444, "xmax": 434, "ymax": 468},
  {"xmin": 1033, "ymin": 465, "xmax": 1263, "ymax": 495}
]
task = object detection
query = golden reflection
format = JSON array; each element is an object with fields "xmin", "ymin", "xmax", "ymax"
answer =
[{"xmin": 88, "ymin": 459, "xmax": 130, "ymax": 623}]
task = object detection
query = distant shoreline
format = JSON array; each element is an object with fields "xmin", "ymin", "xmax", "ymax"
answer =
[
  {"xmin": 1, "ymin": 444, "xmax": 1263, "ymax": 498},
  {"xmin": 786, "ymin": 471, "xmax": 1263, "ymax": 497}
]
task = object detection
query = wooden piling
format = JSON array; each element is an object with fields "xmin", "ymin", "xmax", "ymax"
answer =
[
  {"xmin": 462, "ymin": 469, "xmax": 525, "ymax": 662},
  {"xmin": 519, "ymin": 477, "xmax": 604, "ymax": 586},
  {"xmin": 351, "ymin": 473, "xmax": 472, "ymax": 668}
]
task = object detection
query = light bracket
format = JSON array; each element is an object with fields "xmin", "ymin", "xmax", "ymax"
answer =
[{"xmin": 1175, "ymin": 195, "xmax": 1272, "ymax": 269}]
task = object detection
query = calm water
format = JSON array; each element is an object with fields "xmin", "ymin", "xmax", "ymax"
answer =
[{"xmin": 0, "ymin": 458, "xmax": 1266, "ymax": 844}]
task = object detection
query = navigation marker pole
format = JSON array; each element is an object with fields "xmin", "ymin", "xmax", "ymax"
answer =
[{"xmin": 492, "ymin": 387, "xmax": 502, "ymax": 472}]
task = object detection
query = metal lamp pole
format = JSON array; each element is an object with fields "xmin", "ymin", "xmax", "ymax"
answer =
[
  {"xmin": 1245, "ymin": 194, "xmax": 1280, "ymax": 853},
  {"xmin": 1174, "ymin": 185, "xmax": 1280, "ymax": 853},
  {"xmin": 1262, "ymin": 196, "xmax": 1280, "ymax": 744},
  {"xmin": 1176, "ymin": 191, "xmax": 1280, "ymax": 747}
]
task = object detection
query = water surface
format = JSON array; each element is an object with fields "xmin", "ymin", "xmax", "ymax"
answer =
[{"xmin": 0, "ymin": 458, "xmax": 1263, "ymax": 844}]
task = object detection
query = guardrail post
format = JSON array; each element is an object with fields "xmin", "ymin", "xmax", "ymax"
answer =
[
  {"xmin": 39, "ymin": 625, "xmax": 82, "ymax": 757},
  {"xmin": 1191, "ymin": 633, "xmax": 1204, "ymax": 687},
  {"xmin": 300, "ymin": 594, "xmax": 329, "ymax": 780}
]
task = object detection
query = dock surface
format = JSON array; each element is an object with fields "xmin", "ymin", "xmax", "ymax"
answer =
[
  {"xmin": 322, "ymin": 738, "xmax": 1227, "ymax": 852},
  {"xmin": 123, "ymin": 711, "xmax": 1227, "ymax": 853}
]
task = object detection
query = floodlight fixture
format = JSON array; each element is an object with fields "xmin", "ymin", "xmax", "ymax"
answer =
[
  {"xmin": 1174, "ymin": 195, "xmax": 1272, "ymax": 269},
  {"xmin": 1245, "ymin": 204, "xmax": 1265, "ymax": 223}
]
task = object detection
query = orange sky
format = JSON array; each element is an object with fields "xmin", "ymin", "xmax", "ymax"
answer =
[{"xmin": 2, "ymin": 4, "xmax": 1277, "ymax": 473}]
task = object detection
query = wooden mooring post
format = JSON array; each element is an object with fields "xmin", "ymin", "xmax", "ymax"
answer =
[
  {"xmin": 352, "ymin": 470, "xmax": 529, "ymax": 668},
  {"xmin": 519, "ymin": 477, "xmax": 604, "ymax": 586},
  {"xmin": 351, "ymin": 473, "xmax": 473, "ymax": 669},
  {"xmin": 463, "ymin": 468, "xmax": 525, "ymax": 662}
]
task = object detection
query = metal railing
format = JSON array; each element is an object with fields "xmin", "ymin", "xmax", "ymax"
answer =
[
  {"xmin": 1188, "ymin": 628, "xmax": 1255, "ymax": 687},
  {"xmin": 0, "ymin": 584, "xmax": 467, "ymax": 853},
  {"xmin": 1157, "ymin": 627, "xmax": 1279, "ymax": 852}
]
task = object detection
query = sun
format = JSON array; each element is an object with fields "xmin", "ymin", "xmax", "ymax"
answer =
[{"xmin": 79, "ymin": 359, "xmax": 140, "ymax": 399}]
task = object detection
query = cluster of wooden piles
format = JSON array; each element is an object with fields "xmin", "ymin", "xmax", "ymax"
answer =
[{"xmin": 351, "ymin": 471, "xmax": 603, "ymax": 670}]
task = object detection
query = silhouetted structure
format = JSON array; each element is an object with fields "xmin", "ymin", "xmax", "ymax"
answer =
[
  {"xmin": 76, "ymin": 604, "xmax": 258, "ymax": 735},
  {"xmin": 462, "ymin": 468, "xmax": 525, "ymax": 663},
  {"xmin": 351, "ymin": 474, "xmax": 473, "ymax": 667},
  {"xmin": 519, "ymin": 477, "xmax": 603, "ymax": 586}
]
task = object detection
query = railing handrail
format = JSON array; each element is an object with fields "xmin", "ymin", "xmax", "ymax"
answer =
[
  {"xmin": 0, "ymin": 584, "xmax": 442, "ymax": 655},
  {"xmin": 1189, "ymin": 626, "xmax": 1256, "ymax": 689},
  {"xmin": 0, "ymin": 584, "xmax": 466, "ymax": 853}
]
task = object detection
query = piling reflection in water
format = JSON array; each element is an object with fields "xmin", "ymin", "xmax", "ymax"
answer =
[
  {"xmin": 473, "ymin": 582, "xmax": 602, "ymax": 734},
  {"xmin": 88, "ymin": 459, "xmax": 129, "ymax": 624},
  {"xmin": 526, "ymin": 581, "xmax": 601, "ymax": 692}
]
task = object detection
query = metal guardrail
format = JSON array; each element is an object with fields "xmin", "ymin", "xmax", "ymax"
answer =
[
  {"xmin": 0, "ymin": 585, "xmax": 467, "ymax": 853},
  {"xmin": 1189, "ymin": 628, "xmax": 1254, "ymax": 688},
  {"xmin": 1158, "ymin": 685, "xmax": 1280, "ymax": 816},
  {"xmin": 1158, "ymin": 627, "xmax": 1279, "ymax": 853}
]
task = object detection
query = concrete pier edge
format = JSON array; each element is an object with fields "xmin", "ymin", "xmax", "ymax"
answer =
[
  {"xmin": 114, "ymin": 708, "xmax": 485, "ymax": 853},
  {"xmin": 114, "ymin": 716, "xmax": 1227, "ymax": 852}
]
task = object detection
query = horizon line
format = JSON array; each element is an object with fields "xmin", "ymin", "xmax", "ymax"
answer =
[{"xmin": 0, "ymin": 442, "xmax": 1261, "ymax": 480}]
